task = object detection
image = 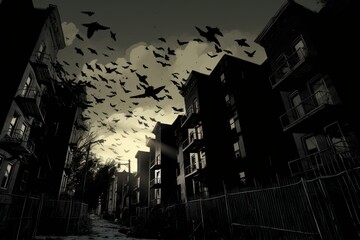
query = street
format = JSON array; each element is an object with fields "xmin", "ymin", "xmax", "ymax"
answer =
[{"xmin": 34, "ymin": 214, "xmax": 157, "ymax": 240}]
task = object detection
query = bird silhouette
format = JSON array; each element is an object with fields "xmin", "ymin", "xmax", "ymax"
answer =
[
  {"xmin": 75, "ymin": 34, "xmax": 84, "ymax": 41},
  {"xmin": 110, "ymin": 31, "xmax": 116, "ymax": 41},
  {"xmin": 135, "ymin": 73, "xmax": 149, "ymax": 85},
  {"xmin": 130, "ymin": 85, "xmax": 165, "ymax": 101},
  {"xmin": 177, "ymin": 39, "xmax": 189, "ymax": 46},
  {"xmin": 81, "ymin": 11, "xmax": 95, "ymax": 16},
  {"xmin": 235, "ymin": 38, "xmax": 250, "ymax": 47},
  {"xmin": 75, "ymin": 47, "xmax": 84, "ymax": 56},
  {"xmin": 88, "ymin": 47, "xmax": 98, "ymax": 55},
  {"xmin": 244, "ymin": 50, "xmax": 256, "ymax": 57},
  {"xmin": 82, "ymin": 22, "xmax": 110, "ymax": 39},
  {"xmin": 195, "ymin": 26, "xmax": 222, "ymax": 46}
]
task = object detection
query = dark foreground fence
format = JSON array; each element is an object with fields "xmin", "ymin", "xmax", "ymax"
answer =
[
  {"xmin": 0, "ymin": 193, "xmax": 88, "ymax": 240},
  {"xmin": 136, "ymin": 168, "xmax": 360, "ymax": 240}
]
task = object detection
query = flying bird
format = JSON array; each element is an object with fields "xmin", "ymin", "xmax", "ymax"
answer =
[
  {"xmin": 195, "ymin": 26, "xmax": 222, "ymax": 46},
  {"xmin": 81, "ymin": 11, "xmax": 95, "ymax": 16},
  {"xmin": 82, "ymin": 22, "xmax": 110, "ymax": 39},
  {"xmin": 75, "ymin": 47, "xmax": 84, "ymax": 56},
  {"xmin": 235, "ymin": 38, "xmax": 250, "ymax": 47},
  {"xmin": 135, "ymin": 73, "xmax": 149, "ymax": 85},
  {"xmin": 110, "ymin": 31, "xmax": 116, "ymax": 41},
  {"xmin": 130, "ymin": 85, "xmax": 166, "ymax": 101},
  {"xmin": 177, "ymin": 39, "xmax": 189, "ymax": 46},
  {"xmin": 75, "ymin": 34, "xmax": 84, "ymax": 41},
  {"xmin": 244, "ymin": 50, "xmax": 256, "ymax": 57}
]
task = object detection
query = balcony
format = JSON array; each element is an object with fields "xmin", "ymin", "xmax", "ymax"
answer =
[
  {"xmin": 150, "ymin": 177, "xmax": 161, "ymax": 188},
  {"xmin": 30, "ymin": 51, "xmax": 57, "ymax": 85},
  {"xmin": 269, "ymin": 47, "xmax": 314, "ymax": 89},
  {"xmin": 150, "ymin": 198, "xmax": 161, "ymax": 206},
  {"xmin": 181, "ymin": 105, "xmax": 200, "ymax": 128},
  {"xmin": 280, "ymin": 91, "xmax": 338, "ymax": 132},
  {"xmin": 0, "ymin": 129, "xmax": 35, "ymax": 155},
  {"xmin": 14, "ymin": 88, "xmax": 44, "ymax": 121},
  {"xmin": 150, "ymin": 155, "xmax": 161, "ymax": 169},
  {"xmin": 288, "ymin": 147, "xmax": 360, "ymax": 178},
  {"xmin": 182, "ymin": 133, "xmax": 204, "ymax": 152},
  {"xmin": 185, "ymin": 159, "xmax": 206, "ymax": 177}
]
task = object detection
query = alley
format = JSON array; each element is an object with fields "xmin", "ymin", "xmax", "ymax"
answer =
[{"xmin": 34, "ymin": 214, "xmax": 157, "ymax": 240}]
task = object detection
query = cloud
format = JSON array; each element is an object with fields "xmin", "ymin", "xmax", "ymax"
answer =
[
  {"xmin": 61, "ymin": 22, "xmax": 79, "ymax": 46},
  {"xmin": 62, "ymin": 28, "xmax": 267, "ymax": 172}
]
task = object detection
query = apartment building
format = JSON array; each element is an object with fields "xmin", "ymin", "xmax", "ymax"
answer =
[
  {"xmin": 0, "ymin": 0, "xmax": 85, "ymax": 199},
  {"xmin": 255, "ymin": 0, "xmax": 360, "ymax": 179},
  {"xmin": 147, "ymin": 122, "xmax": 177, "ymax": 207},
  {"xmin": 133, "ymin": 151, "xmax": 150, "ymax": 212},
  {"xmin": 209, "ymin": 54, "xmax": 297, "ymax": 187}
]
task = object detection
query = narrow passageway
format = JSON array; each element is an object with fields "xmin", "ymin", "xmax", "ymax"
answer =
[{"xmin": 34, "ymin": 214, "xmax": 156, "ymax": 240}]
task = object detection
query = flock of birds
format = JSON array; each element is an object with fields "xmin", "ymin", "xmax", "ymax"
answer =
[{"xmin": 55, "ymin": 10, "xmax": 258, "ymax": 162}]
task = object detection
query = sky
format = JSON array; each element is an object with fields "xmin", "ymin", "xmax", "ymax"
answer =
[{"xmin": 32, "ymin": 0, "xmax": 322, "ymax": 173}]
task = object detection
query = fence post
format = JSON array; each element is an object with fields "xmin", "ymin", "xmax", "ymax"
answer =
[
  {"xmin": 66, "ymin": 199, "xmax": 73, "ymax": 234},
  {"xmin": 301, "ymin": 178, "xmax": 323, "ymax": 240},
  {"xmin": 223, "ymin": 181, "xmax": 234, "ymax": 239},
  {"xmin": 16, "ymin": 195, "xmax": 27, "ymax": 240},
  {"xmin": 199, "ymin": 198, "xmax": 205, "ymax": 240},
  {"xmin": 32, "ymin": 193, "xmax": 45, "ymax": 238}
]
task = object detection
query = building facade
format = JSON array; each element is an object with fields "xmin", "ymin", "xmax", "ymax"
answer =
[{"xmin": 255, "ymin": 0, "xmax": 360, "ymax": 179}]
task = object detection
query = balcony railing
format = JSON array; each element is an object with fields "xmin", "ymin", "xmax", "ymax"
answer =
[
  {"xmin": 150, "ymin": 155, "xmax": 161, "ymax": 169},
  {"xmin": 150, "ymin": 177, "xmax": 161, "ymax": 187},
  {"xmin": 269, "ymin": 47, "xmax": 309, "ymax": 88},
  {"xmin": 0, "ymin": 129, "xmax": 35, "ymax": 154},
  {"xmin": 288, "ymin": 147, "xmax": 360, "ymax": 178},
  {"xmin": 150, "ymin": 198, "xmax": 161, "ymax": 206},
  {"xmin": 182, "ymin": 132, "xmax": 203, "ymax": 152},
  {"xmin": 181, "ymin": 105, "xmax": 199, "ymax": 127},
  {"xmin": 280, "ymin": 90, "xmax": 334, "ymax": 131},
  {"xmin": 15, "ymin": 88, "xmax": 44, "ymax": 120},
  {"xmin": 30, "ymin": 51, "xmax": 57, "ymax": 84},
  {"xmin": 185, "ymin": 158, "xmax": 207, "ymax": 177}
]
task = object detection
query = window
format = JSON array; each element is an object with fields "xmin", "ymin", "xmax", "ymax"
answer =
[
  {"xmin": 289, "ymin": 91, "xmax": 305, "ymax": 119},
  {"xmin": 220, "ymin": 73, "xmax": 226, "ymax": 84},
  {"xmin": 303, "ymin": 135, "xmax": 319, "ymax": 155},
  {"xmin": 309, "ymin": 75, "xmax": 332, "ymax": 106},
  {"xmin": 0, "ymin": 155, "xmax": 3, "ymax": 167},
  {"xmin": 234, "ymin": 136, "xmax": 246, "ymax": 159},
  {"xmin": 189, "ymin": 98, "xmax": 199, "ymax": 114},
  {"xmin": 8, "ymin": 112, "xmax": 19, "ymax": 136},
  {"xmin": 239, "ymin": 172, "xmax": 246, "ymax": 185},
  {"xmin": 325, "ymin": 122, "xmax": 348, "ymax": 153},
  {"xmin": 1, "ymin": 163, "xmax": 13, "ymax": 189},
  {"xmin": 36, "ymin": 42, "xmax": 46, "ymax": 60},
  {"xmin": 234, "ymin": 142, "xmax": 240, "ymax": 158},
  {"xmin": 190, "ymin": 153, "xmax": 197, "ymax": 171},
  {"xmin": 20, "ymin": 170, "xmax": 29, "ymax": 191},
  {"xmin": 229, "ymin": 111, "xmax": 241, "ymax": 133},
  {"xmin": 155, "ymin": 169, "xmax": 161, "ymax": 184},
  {"xmin": 19, "ymin": 123, "xmax": 28, "ymax": 139},
  {"xmin": 200, "ymin": 149, "xmax": 206, "ymax": 168},
  {"xmin": 293, "ymin": 36, "xmax": 307, "ymax": 61},
  {"xmin": 21, "ymin": 76, "xmax": 32, "ymax": 97}
]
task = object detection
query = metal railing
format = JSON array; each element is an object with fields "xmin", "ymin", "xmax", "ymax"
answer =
[
  {"xmin": 150, "ymin": 155, "xmax": 161, "ymax": 168},
  {"xmin": 288, "ymin": 146, "xmax": 360, "ymax": 177},
  {"xmin": 1, "ymin": 129, "xmax": 35, "ymax": 154},
  {"xmin": 279, "ymin": 90, "xmax": 334, "ymax": 130},
  {"xmin": 269, "ymin": 47, "xmax": 309, "ymax": 87},
  {"xmin": 150, "ymin": 177, "xmax": 161, "ymax": 186},
  {"xmin": 181, "ymin": 105, "xmax": 199, "ymax": 126}
]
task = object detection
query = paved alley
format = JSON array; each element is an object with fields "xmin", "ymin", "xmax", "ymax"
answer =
[{"xmin": 34, "ymin": 214, "xmax": 157, "ymax": 240}]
